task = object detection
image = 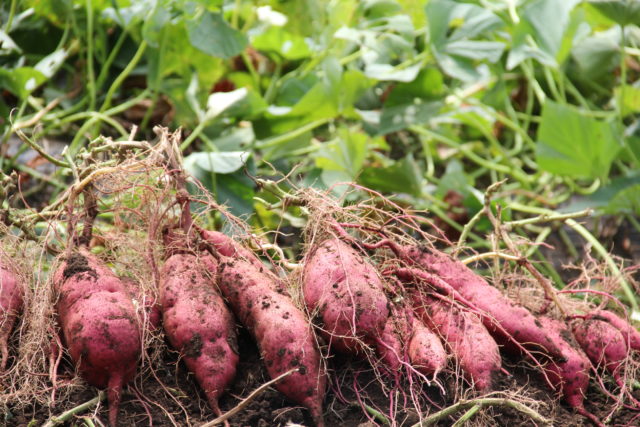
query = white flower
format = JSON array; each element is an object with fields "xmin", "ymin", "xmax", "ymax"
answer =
[{"xmin": 256, "ymin": 6, "xmax": 287, "ymax": 27}]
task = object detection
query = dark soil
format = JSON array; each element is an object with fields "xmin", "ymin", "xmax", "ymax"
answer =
[{"xmin": 4, "ymin": 324, "xmax": 640, "ymax": 427}]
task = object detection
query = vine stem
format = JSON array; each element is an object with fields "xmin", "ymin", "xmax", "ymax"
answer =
[
  {"xmin": 509, "ymin": 202, "xmax": 639, "ymax": 315},
  {"xmin": 484, "ymin": 181, "xmax": 568, "ymax": 316},
  {"xmin": 42, "ymin": 391, "xmax": 106, "ymax": 427},
  {"xmin": 411, "ymin": 397, "xmax": 551, "ymax": 427}
]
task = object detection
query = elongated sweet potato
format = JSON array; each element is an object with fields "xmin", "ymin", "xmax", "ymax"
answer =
[
  {"xmin": 217, "ymin": 257, "xmax": 326, "ymax": 426},
  {"xmin": 159, "ymin": 253, "xmax": 238, "ymax": 416},
  {"xmin": 413, "ymin": 293, "xmax": 500, "ymax": 391},
  {"xmin": 407, "ymin": 316, "xmax": 447, "ymax": 378},
  {"xmin": 403, "ymin": 246, "xmax": 563, "ymax": 360},
  {"xmin": 370, "ymin": 304, "xmax": 408, "ymax": 373},
  {"xmin": 303, "ymin": 238, "xmax": 389, "ymax": 353},
  {"xmin": 1, "ymin": 264, "xmax": 23, "ymax": 371},
  {"xmin": 53, "ymin": 249, "xmax": 141, "ymax": 426},
  {"xmin": 573, "ymin": 319, "xmax": 627, "ymax": 379},
  {"xmin": 586, "ymin": 310, "xmax": 640, "ymax": 352},
  {"xmin": 537, "ymin": 316, "xmax": 601, "ymax": 425}
]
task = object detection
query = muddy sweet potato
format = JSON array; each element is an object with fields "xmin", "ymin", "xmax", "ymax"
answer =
[
  {"xmin": 573, "ymin": 318, "xmax": 627, "ymax": 379},
  {"xmin": 407, "ymin": 315, "xmax": 447, "ymax": 378},
  {"xmin": 159, "ymin": 252, "xmax": 238, "ymax": 416},
  {"xmin": 537, "ymin": 316, "xmax": 599, "ymax": 424},
  {"xmin": 403, "ymin": 246, "xmax": 563, "ymax": 360},
  {"xmin": 586, "ymin": 310, "xmax": 640, "ymax": 352},
  {"xmin": 370, "ymin": 304, "xmax": 407, "ymax": 373},
  {"xmin": 1, "ymin": 264, "xmax": 23, "ymax": 371},
  {"xmin": 217, "ymin": 257, "xmax": 326, "ymax": 426},
  {"xmin": 302, "ymin": 238, "xmax": 389, "ymax": 354},
  {"xmin": 53, "ymin": 249, "xmax": 141, "ymax": 426},
  {"xmin": 413, "ymin": 293, "xmax": 501, "ymax": 391}
]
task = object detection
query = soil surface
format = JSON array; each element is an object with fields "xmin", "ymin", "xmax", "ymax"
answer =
[{"xmin": 5, "ymin": 324, "xmax": 640, "ymax": 427}]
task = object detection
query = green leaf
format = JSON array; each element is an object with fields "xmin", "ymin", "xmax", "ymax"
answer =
[
  {"xmin": 184, "ymin": 151, "xmax": 250, "ymax": 174},
  {"xmin": 209, "ymin": 126, "xmax": 255, "ymax": 152},
  {"xmin": 359, "ymin": 154, "xmax": 423, "ymax": 196},
  {"xmin": 508, "ymin": 0, "xmax": 581, "ymax": 69},
  {"xmin": 34, "ymin": 48, "xmax": 68, "ymax": 79},
  {"xmin": 570, "ymin": 28, "xmax": 620, "ymax": 80},
  {"xmin": 377, "ymin": 100, "xmax": 441, "ymax": 135},
  {"xmin": 188, "ymin": 11, "xmax": 247, "ymax": 59},
  {"xmin": 0, "ymin": 67, "xmax": 47, "ymax": 99},
  {"xmin": 616, "ymin": 85, "xmax": 640, "ymax": 117},
  {"xmin": 563, "ymin": 173, "xmax": 640, "ymax": 214},
  {"xmin": 588, "ymin": 0, "xmax": 640, "ymax": 26},
  {"xmin": 384, "ymin": 68, "xmax": 445, "ymax": 107},
  {"xmin": 252, "ymin": 27, "xmax": 311, "ymax": 60},
  {"xmin": 216, "ymin": 171, "xmax": 255, "ymax": 218},
  {"xmin": 426, "ymin": 0, "xmax": 505, "ymax": 81},
  {"xmin": 536, "ymin": 101, "xmax": 622, "ymax": 179},
  {"xmin": 315, "ymin": 128, "xmax": 368, "ymax": 178}
]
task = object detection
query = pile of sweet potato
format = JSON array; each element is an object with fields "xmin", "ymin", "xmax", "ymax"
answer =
[{"xmin": 2, "ymin": 157, "xmax": 639, "ymax": 427}]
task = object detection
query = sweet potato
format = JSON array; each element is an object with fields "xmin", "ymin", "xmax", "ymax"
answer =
[
  {"xmin": 407, "ymin": 316, "xmax": 447, "ymax": 378},
  {"xmin": 200, "ymin": 229, "xmax": 264, "ymax": 269},
  {"xmin": 403, "ymin": 246, "xmax": 563, "ymax": 360},
  {"xmin": 369, "ymin": 304, "xmax": 408, "ymax": 373},
  {"xmin": 302, "ymin": 238, "xmax": 389, "ymax": 353},
  {"xmin": 371, "ymin": 304, "xmax": 446, "ymax": 378},
  {"xmin": 217, "ymin": 257, "xmax": 326, "ymax": 426},
  {"xmin": 159, "ymin": 253, "xmax": 238, "ymax": 416},
  {"xmin": 537, "ymin": 316, "xmax": 600, "ymax": 425},
  {"xmin": 413, "ymin": 293, "xmax": 500, "ymax": 391},
  {"xmin": 573, "ymin": 319, "xmax": 627, "ymax": 379},
  {"xmin": 53, "ymin": 249, "xmax": 141, "ymax": 426},
  {"xmin": 1, "ymin": 264, "xmax": 23, "ymax": 371},
  {"xmin": 586, "ymin": 310, "xmax": 640, "ymax": 352}
]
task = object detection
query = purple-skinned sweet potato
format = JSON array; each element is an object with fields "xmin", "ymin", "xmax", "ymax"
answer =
[
  {"xmin": 407, "ymin": 315, "xmax": 447, "ymax": 378},
  {"xmin": 402, "ymin": 245, "xmax": 564, "ymax": 360},
  {"xmin": 159, "ymin": 252, "xmax": 238, "ymax": 416},
  {"xmin": 585, "ymin": 310, "xmax": 640, "ymax": 352},
  {"xmin": 573, "ymin": 318, "xmax": 627, "ymax": 379},
  {"xmin": 537, "ymin": 316, "xmax": 601, "ymax": 425},
  {"xmin": 217, "ymin": 257, "xmax": 326, "ymax": 427},
  {"xmin": 302, "ymin": 238, "xmax": 389, "ymax": 354},
  {"xmin": 412, "ymin": 293, "xmax": 501, "ymax": 392},
  {"xmin": 53, "ymin": 249, "xmax": 141, "ymax": 426},
  {"xmin": 1, "ymin": 263, "xmax": 23, "ymax": 371}
]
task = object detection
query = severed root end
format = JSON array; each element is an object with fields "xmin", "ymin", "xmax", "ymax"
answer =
[{"xmin": 107, "ymin": 373, "xmax": 124, "ymax": 427}]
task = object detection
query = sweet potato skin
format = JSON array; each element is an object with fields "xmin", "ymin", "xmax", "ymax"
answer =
[
  {"xmin": 159, "ymin": 253, "xmax": 238, "ymax": 415},
  {"xmin": 573, "ymin": 319, "xmax": 627, "ymax": 377},
  {"xmin": 54, "ymin": 249, "xmax": 141, "ymax": 426},
  {"xmin": 218, "ymin": 257, "xmax": 326, "ymax": 426},
  {"xmin": 586, "ymin": 310, "xmax": 640, "ymax": 352},
  {"xmin": 303, "ymin": 238, "xmax": 389, "ymax": 353},
  {"xmin": 408, "ymin": 316, "xmax": 447, "ymax": 378},
  {"xmin": 405, "ymin": 246, "xmax": 563, "ymax": 360},
  {"xmin": 537, "ymin": 317, "xmax": 591, "ymax": 412},
  {"xmin": 1, "ymin": 264, "xmax": 23, "ymax": 371},
  {"xmin": 413, "ymin": 293, "xmax": 500, "ymax": 391}
]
